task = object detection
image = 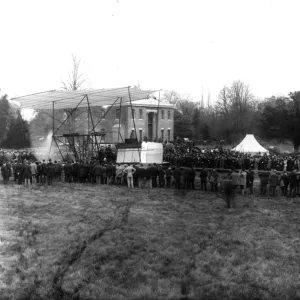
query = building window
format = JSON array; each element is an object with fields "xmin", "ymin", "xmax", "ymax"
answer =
[
  {"xmin": 139, "ymin": 129, "xmax": 143, "ymax": 141},
  {"xmin": 161, "ymin": 129, "xmax": 164, "ymax": 141},
  {"xmin": 131, "ymin": 109, "xmax": 135, "ymax": 119},
  {"xmin": 100, "ymin": 128, "xmax": 106, "ymax": 141},
  {"xmin": 139, "ymin": 109, "xmax": 143, "ymax": 119},
  {"xmin": 168, "ymin": 110, "xmax": 171, "ymax": 120},
  {"xmin": 168, "ymin": 129, "xmax": 171, "ymax": 141},
  {"xmin": 116, "ymin": 109, "xmax": 120, "ymax": 119},
  {"xmin": 130, "ymin": 129, "xmax": 136, "ymax": 139},
  {"xmin": 161, "ymin": 110, "xmax": 165, "ymax": 119}
]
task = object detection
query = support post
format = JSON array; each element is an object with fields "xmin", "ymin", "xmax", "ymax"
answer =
[
  {"xmin": 90, "ymin": 97, "xmax": 120, "ymax": 131},
  {"xmin": 52, "ymin": 101, "xmax": 55, "ymax": 134},
  {"xmin": 156, "ymin": 91, "xmax": 160, "ymax": 141},
  {"xmin": 128, "ymin": 87, "xmax": 141, "ymax": 163},
  {"xmin": 86, "ymin": 95, "xmax": 100, "ymax": 157},
  {"xmin": 53, "ymin": 95, "xmax": 86, "ymax": 136},
  {"xmin": 117, "ymin": 97, "xmax": 123, "ymax": 144}
]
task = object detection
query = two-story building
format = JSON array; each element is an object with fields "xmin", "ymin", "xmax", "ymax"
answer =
[{"xmin": 96, "ymin": 99, "xmax": 174, "ymax": 144}]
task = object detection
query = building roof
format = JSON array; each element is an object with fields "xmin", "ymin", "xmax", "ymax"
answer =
[
  {"xmin": 123, "ymin": 98, "xmax": 174, "ymax": 108},
  {"xmin": 12, "ymin": 87, "xmax": 156, "ymax": 110}
]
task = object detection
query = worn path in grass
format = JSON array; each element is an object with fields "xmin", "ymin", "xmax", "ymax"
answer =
[{"xmin": 0, "ymin": 183, "xmax": 300, "ymax": 299}]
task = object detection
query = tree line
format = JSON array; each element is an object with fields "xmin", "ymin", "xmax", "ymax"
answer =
[
  {"xmin": 162, "ymin": 80, "xmax": 300, "ymax": 152},
  {"xmin": 1, "ymin": 80, "xmax": 300, "ymax": 152}
]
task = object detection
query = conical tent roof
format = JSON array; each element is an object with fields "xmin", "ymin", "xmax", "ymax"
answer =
[{"xmin": 231, "ymin": 134, "xmax": 269, "ymax": 154}]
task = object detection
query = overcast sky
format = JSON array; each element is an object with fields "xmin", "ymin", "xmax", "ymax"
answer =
[{"xmin": 1, "ymin": 0, "xmax": 299, "ymax": 107}]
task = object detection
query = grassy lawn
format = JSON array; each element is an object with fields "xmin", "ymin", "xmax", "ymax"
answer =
[{"xmin": 0, "ymin": 182, "xmax": 300, "ymax": 300}]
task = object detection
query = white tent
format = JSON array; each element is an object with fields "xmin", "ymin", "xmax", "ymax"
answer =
[{"xmin": 231, "ymin": 134, "xmax": 269, "ymax": 154}]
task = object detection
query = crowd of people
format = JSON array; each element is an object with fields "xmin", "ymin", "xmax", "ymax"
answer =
[
  {"xmin": 1, "ymin": 142, "xmax": 300, "ymax": 205},
  {"xmin": 163, "ymin": 141, "xmax": 300, "ymax": 171},
  {"xmin": 2, "ymin": 142, "xmax": 300, "ymax": 173},
  {"xmin": 1, "ymin": 158, "xmax": 300, "ymax": 203}
]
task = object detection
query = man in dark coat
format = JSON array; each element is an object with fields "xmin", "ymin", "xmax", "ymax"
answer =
[
  {"xmin": 145, "ymin": 164, "xmax": 152, "ymax": 188},
  {"xmin": 158, "ymin": 166, "xmax": 165, "ymax": 188},
  {"xmin": 47, "ymin": 159, "xmax": 55, "ymax": 186},
  {"xmin": 246, "ymin": 169, "xmax": 254, "ymax": 194},
  {"xmin": 1, "ymin": 163, "xmax": 9, "ymax": 184},
  {"xmin": 72, "ymin": 161, "xmax": 79, "ymax": 183},
  {"xmin": 222, "ymin": 171, "xmax": 236, "ymax": 208},
  {"xmin": 259, "ymin": 172, "xmax": 269, "ymax": 196},
  {"xmin": 165, "ymin": 166, "xmax": 173, "ymax": 188},
  {"xmin": 280, "ymin": 171, "xmax": 289, "ymax": 196},
  {"xmin": 148, "ymin": 163, "xmax": 158, "ymax": 188},
  {"xmin": 15, "ymin": 161, "xmax": 23, "ymax": 187},
  {"xmin": 289, "ymin": 169, "xmax": 297, "ymax": 198},
  {"xmin": 89, "ymin": 161, "xmax": 96, "ymax": 184},
  {"xmin": 200, "ymin": 168, "xmax": 208, "ymax": 191},
  {"xmin": 36, "ymin": 161, "xmax": 42, "ymax": 184},
  {"xmin": 41, "ymin": 159, "xmax": 48, "ymax": 184},
  {"xmin": 173, "ymin": 167, "xmax": 182, "ymax": 189},
  {"xmin": 100, "ymin": 163, "xmax": 107, "ymax": 184},
  {"xmin": 22, "ymin": 161, "xmax": 32, "ymax": 187},
  {"xmin": 54, "ymin": 160, "xmax": 63, "ymax": 181},
  {"xmin": 106, "ymin": 163, "xmax": 114, "ymax": 185},
  {"xmin": 93, "ymin": 162, "xmax": 102, "ymax": 184},
  {"xmin": 64, "ymin": 161, "xmax": 73, "ymax": 183},
  {"xmin": 78, "ymin": 161, "xmax": 87, "ymax": 183},
  {"xmin": 187, "ymin": 166, "xmax": 196, "ymax": 190},
  {"xmin": 136, "ymin": 164, "xmax": 146, "ymax": 188},
  {"xmin": 269, "ymin": 170, "xmax": 279, "ymax": 196},
  {"xmin": 83, "ymin": 161, "xmax": 91, "ymax": 183}
]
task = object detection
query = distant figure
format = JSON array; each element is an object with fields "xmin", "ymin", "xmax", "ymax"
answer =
[
  {"xmin": 239, "ymin": 168, "xmax": 247, "ymax": 196},
  {"xmin": 246, "ymin": 169, "xmax": 254, "ymax": 194},
  {"xmin": 222, "ymin": 171, "xmax": 236, "ymax": 208},
  {"xmin": 280, "ymin": 171, "xmax": 289, "ymax": 196},
  {"xmin": 1, "ymin": 163, "xmax": 9, "ymax": 184},
  {"xmin": 268, "ymin": 169, "xmax": 279, "ymax": 196},
  {"xmin": 124, "ymin": 163, "xmax": 135, "ymax": 188}
]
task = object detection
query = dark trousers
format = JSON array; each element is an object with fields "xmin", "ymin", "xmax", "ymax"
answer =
[
  {"xmin": 72, "ymin": 174, "xmax": 78, "ymax": 182},
  {"xmin": 175, "ymin": 178, "xmax": 181, "ymax": 189},
  {"xmin": 65, "ymin": 174, "xmax": 72, "ymax": 183},
  {"xmin": 210, "ymin": 182, "xmax": 217, "ymax": 192},
  {"xmin": 101, "ymin": 176, "xmax": 107, "ymax": 184},
  {"xmin": 166, "ymin": 177, "xmax": 171, "ymax": 188},
  {"xmin": 260, "ymin": 184, "xmax": 267, "ymax": 195},
  {"xmin": 47, "ymin": 175, "xmax": 53, "ymax": 185},
  {"xmin": 281, "ymin": 186, "xmax": 288, "ymax": 196},
  {"xmin": 269, "ymin": 185, "xmax": 276, "ymax": 196},
  {"xmin": 159, "ymin": 177, "xmax": 165, "ymax": 188},
  {"xmin": 152, "ymin": 176, "xmax": 157, "ymax": 188},
  {"xmin": 188, "ymin": 180, "xmax": 195, "ymax": 190},
  {"xmin": 200, "ymin": 180, "xmax": 207, "ymax": 191},
  {"xmin": 42, "ymin": 174, "xmax": 47, "ymax": 183},
  {"xmin": 3, "ymin": 176, "xmax": 9, "ymax": 184},
  {"xmin": 289, "ymin": 185, "xmax": 296, "ymax": 198}
]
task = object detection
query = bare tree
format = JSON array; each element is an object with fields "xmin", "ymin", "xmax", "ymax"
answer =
[
  {"xmin": 61, "ymin": 54, "xmax": 86, "ymax": 91},
  {"xmin": 216, "ymin": 80, "xmax": 256, "ymax": 141},
  {"xmin": 61, "ymin": 54, "xmax": 87, "ymax": 133}
]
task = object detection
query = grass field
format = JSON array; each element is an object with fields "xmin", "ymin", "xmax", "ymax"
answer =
[{"xmin": 0, "ymin": 181, "xmax": 300, "ymax": 300}]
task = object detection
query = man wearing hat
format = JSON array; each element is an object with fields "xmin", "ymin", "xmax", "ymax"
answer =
[{"xmin": 30, "ymin": 160, "xmax": 37, "ymax": 184}]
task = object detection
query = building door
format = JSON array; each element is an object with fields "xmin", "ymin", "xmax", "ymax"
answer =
[{"xmin": 148, "ymin": 113, "xmax": 153, "ymax": 141}]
